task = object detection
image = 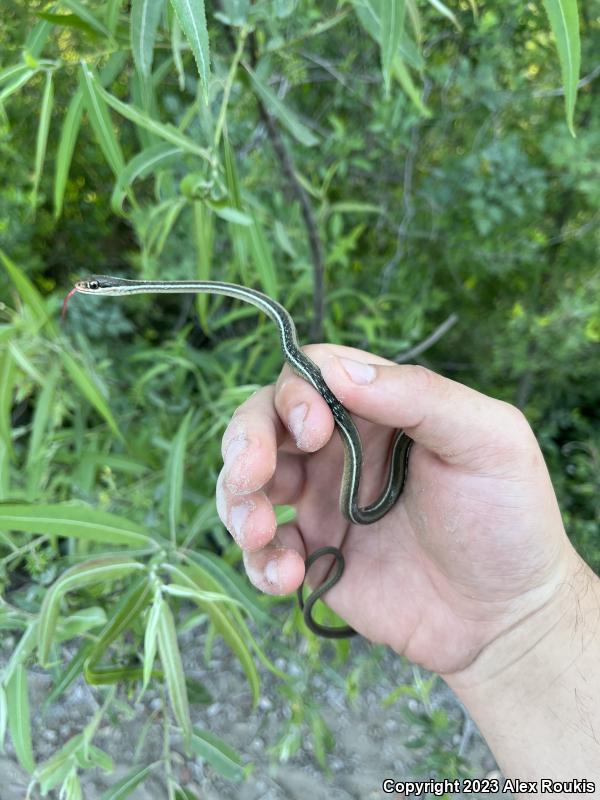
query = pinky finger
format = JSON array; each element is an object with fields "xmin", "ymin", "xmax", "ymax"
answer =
[{"xmin": 242, "ymin": 524, "xmax": 306, "ymax": 595}]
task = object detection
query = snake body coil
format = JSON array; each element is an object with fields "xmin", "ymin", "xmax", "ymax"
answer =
[{"xmin": 66, "ymin": 275, "xmax": 413, "ymax": 638}]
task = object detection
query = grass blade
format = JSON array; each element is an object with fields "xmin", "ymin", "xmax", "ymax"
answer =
[
  {"xmin": 25, "ymin": 364, "xmax": 59, "ymax": 500},
  {"xmin": 54, "ymin": 87, "xmax": 84, "ymax": 219},
  {"xmin": 131, "ymin": 0, "xmax": 165, "ymax": 76},
  {"xmin": 1, "ymin": 248, "xmax": 55, "ymax": 334},
  {"xmin": 98, "ymin": 764, "xmax": 156, "ymax": 800},
  {"xmin": 169, "ymin": 0, "xmax": 210, "ymax": 100},
  {"xmin": 542, "ymin": 0, "xmax": 581, "ymax": 136}
]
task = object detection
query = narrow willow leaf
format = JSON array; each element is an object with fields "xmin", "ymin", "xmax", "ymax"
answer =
[
  {"xmin": 93, "ymin": 77, "xmax": 211, "ymax": 159},
  {"xmin": 0, "ymin": 684, "xmax": 7, "ymax": 754},
  {"xmin": 35, "ymin": 732, "xmax": 85, "ymax": 794},
  {"xmin": 105, "ymin": 0, "xmax": 123, "ymax": 32},
  {"xmin": 38, "ymin": 557, "xmax": 146, "ymax": 665},
  {"xmin": 111, "ymin": 144, "xmax": 181, "ymax": 213},
  {"xmin": 165, "ymin": 408, "xmax": 193, "ymax": 541},
  {"xmin": 62, "ymin": 0, "xmax": 110, "ymax": 36},
  {"xmin": 6, "ymin": 665, "xmax": 35, "ymax": 773},
  {"xmin": 60, "ymin": 349, "xmax": 123, "ymax": 441},
  {"xmin": 393, "ymin": 57, "xmax": 431, "ymax": 117},
  {"xmin": 58, "ymin": 607, "xmax": 107, "ymax": 640},
  {"xmin": 0, "ymin": 63, "xmax": 30, "ymax": 88},
  {"xmin": 0, "ymin": 68, "xmax": 37, "ymax": 104},
  {"xmin": 171, "ymin": 15, "xmax": 185, "ymax": 90},
  {"xmin": 0, "ymin": 503, "xmax": 153, "ymax": 547},
  {"xmin": 542, "ymin": 0, "xmax": 581, "ymax": 136},
  {"xmin": 2, "ymin": 623, "xmax": 38, "ymax": 687},
  {"xmin": 180, "ymin": 563, "xmax": 260, "ymax": 705},
  {"xmin": 54, "ymin": 87, "xmax": 84, "ymax": 219},
  {"xmin": 245, "ymin": 64, "xmax": 318, "ymax": 147},
  {"xmin": 79, "ymin": 63, "xmax": 125, "ymax": 176},
  {"xmin": 85, "ymin": 576, "xmax": 152, "ymax": 672},
  {"xmin": 190, "ymin": 727, "xmax": 247, "ymax": 781},
  {"xmin": 189, "ymin": 551, "xmax": 272, "ymax": 625},
  {"xmin": 380, "ymin": 0, "xmax": 406, "ymax": 96},
  {"xmin": 156, "ymin": 599, "xmax": 192, "ymax": 746},
  {"xmin": 169, "ymin": 0, "xmax": 210, "ymax": 100},
  {"xmin": 0, "ymin": 349, "xmax": 15, "ymax": 461},
  {"xmin": 131, "ymin": 0, "xmax": 164, "ymax": 75},
  {"xmin": 26, "ymin": 365, "xmax": 59, "ymax": 499},
  {"xmin": 0, "ymin": 249, "xmax": 54, "ymax": 333},
  {"xmin": 425, "ymin": 0, "xmax": 461, "ymax": 30},
  {"xmin": 247, "ymin": 215, "xmax": 278, "ymax": 299},
  {"xmin": 31, "ymin": 71, "xmax": 54, "ymax": 206},
  {"xmin": 142, "ymin": 592, "xmax": 162, "ymax": 692},
  {"xmin": 98, "ymin": 763, "xmax": 156, "ymax": 800},
  {"xmin": 36, "ymin": 11, "xmax": 101, "ymax": 36},
  {"xmin": 223, "ymin": 136, "xmax": 248, "ymax": 277},
  {"xmin": 25, "ymin": 18, "xmax": 52, "ymax": 58},
  {"xmin": 208, "ymin": 204, "xmax": 252, "ymax": 226},
  {"xmin": 193, "ymin": 201, "xmax": 213, "ymax": 330}
]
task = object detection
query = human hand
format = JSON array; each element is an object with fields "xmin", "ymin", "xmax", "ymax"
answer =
[{"xmin": 216, "ymin": 345, "xmax": 582, "ymax": 675}]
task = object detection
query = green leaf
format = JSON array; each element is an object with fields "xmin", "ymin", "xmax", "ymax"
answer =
[
  {"xmin": 6, "ymin": 665, "xmax": 35, "ymax": 773},
  {"xmin": 38, "ymin": 556, "xmax": 146, "ymax": 665},
  {"xmin": 54, "ymin": 87, "xmax": 84, "ymax": 219},
  {"xmin": 380, "ymin": 0, "xmax": 406, "ymax": 96},
  {"xmin": 208, "ymin": 204, "xmax": 252, "ymax": 226},
  {"xmin": 60, "ymin": 348, "xmax": 123, "ymax": 441},
  {"xmin": 542, "ymin": 0, "xmax": 581, "ymax": 136},
  {"xmin": 111, "ymin": 143, "xmax": 181, "ymax": 213},
  {"xmin": 190, "ymin": 727, "xmax": 248, "ymax": 781},
  {"xmin": 142, "ymin": 592, "xmax": 162, "ymax": 692},
  {"xmin": 84, "ymin": 577, "xmax": 153, "ymax": 683},
  {"xmin": 165, "ymin": 408, "xmax": 193, "ymax": 541},
  {"xmin": 98, "ymin": 764, "xmax": 156, "ymax": 800},
  {"xmin": 0, "ymin": 503, "xmax": 153, "ymax": 547},
  {"xmin": 36, "ymin": 11, "xmax": 101, "ymax": 36},
  {"xmin": 245, "ymin": 64, "xmax": 318, "ymax": 147},
  {"xmin": 131, "ymin": 0, "xmax": 165, "ymax": 76},
  {"xmin": 247, "ymin": 215, "xmax": 278, "ymax": 299},
  {"xmin": 25, "ymin": 19, "xmax": 52, "ymax": 58},
  {"xmin": 106, "ymin": 0, "xmax": 123, "ymax": 33},
  {"xmin": 62, "ymin": 0, "xmax": 110, "ymax": 36},
  {"xmin": 92, "ymin": 76, "xmax": 211, "ymax": 159},
  {"xmin": 79, "ymin": 63, "xmax": 125, "ymax": 176},
  {"xmin": 25, "ymin": 364, "xmax": 59, "ymax": 500},
  {"xmin": 0, "ymin": 249, "xmax": 54, "ymax": 333},
  {"xmin": 0, "ymin": 349, "xmax": 15, "ymax": 466},
  {"xmin": 0, "ymin": 67, "xmax": 37, "ymax": 105},
  {"xmin": 425, "ymin": 0, "xmax": 461, "ymax": 30},
  {"xmin": 157, "ymin": 598, "xmax": 192, "ymax": 747},
  {"xmin": 169, "ymin": 0, "xmax": 211, "ymax": 100},
  {"xmin": 180, "ymin": 563, "xmax": 260, "ymax": 705},
  {"xmin": 31, "ymin": 71, "xmax": 54, "ymax": 207}
]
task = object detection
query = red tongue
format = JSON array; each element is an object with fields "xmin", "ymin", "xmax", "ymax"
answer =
[{"xmin": 61, "ymin": 286, "xmax": 78, "ymax": 321}]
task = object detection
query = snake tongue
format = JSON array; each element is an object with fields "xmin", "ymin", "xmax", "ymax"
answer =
[{"xmin": 61, "ymin": 286, "xmax": 78, "ymax": 321}]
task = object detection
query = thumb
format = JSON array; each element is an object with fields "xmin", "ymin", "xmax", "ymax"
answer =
[{"xmin": 320, "ymin": 355, "xmax": 531, "ymax": 469}]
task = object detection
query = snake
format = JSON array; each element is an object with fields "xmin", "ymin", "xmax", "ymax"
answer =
[{"xmin": 64, "ymin": 275, "xmax": 413, "ymax": 638}]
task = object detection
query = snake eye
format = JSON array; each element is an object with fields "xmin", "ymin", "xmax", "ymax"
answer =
[{"xmin": 89, "ymin": 280, "xmax": 99, "ymax": 290}]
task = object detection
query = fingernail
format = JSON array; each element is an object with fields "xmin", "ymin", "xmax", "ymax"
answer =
[
  {"xmin": 338, "ymin": 356, "xmax": 376, "ymax": 385},
  {"xmin": 230, "ymin": 500, "xmax": 254, "ymax": 547},
  {"xmin": 264, "ymin": 558, "xmax": 279, "ymax": 590},
  {"xmin": 288, "ymin": 402, "xmax": 308, "ymax": 448}
]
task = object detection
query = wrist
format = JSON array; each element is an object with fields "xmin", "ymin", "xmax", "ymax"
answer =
[{"xmin": 443, "ymin": 549, "xmax": 600, "ymax": 780}]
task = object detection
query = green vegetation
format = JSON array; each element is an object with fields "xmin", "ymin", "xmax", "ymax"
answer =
[{"xmin": 0, "ymin": 0, "xmax": 597, "ymax": 796}]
